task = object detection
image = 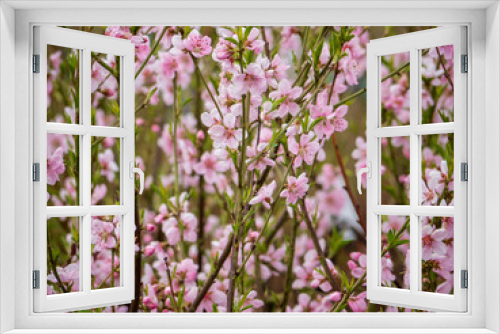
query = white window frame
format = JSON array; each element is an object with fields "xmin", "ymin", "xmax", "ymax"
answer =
[
  {"xmin": 1, "ymin": 1, "xmax": 499, "ymax": 333},
  {"xmin": 33, "ymin": 26, "xmax": 136, "ymax": 312},
  {"xmin": 366, "ymin": 26, "xmax": 467, "ymax": 312}
]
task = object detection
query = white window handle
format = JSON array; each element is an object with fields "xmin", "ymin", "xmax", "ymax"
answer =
[
  {"xmin": 130, "ymin": 161, "xmax": 145, "ymax": 195},
  {"xmin": 356, "ymin": 162, "xmax": 371, "ymax": 195}
]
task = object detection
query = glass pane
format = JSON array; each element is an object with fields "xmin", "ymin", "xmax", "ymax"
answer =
[
  {"xmin": 47, "ymin": 45, "xmax": 80, "ymax": 124},
  {"xmin": 381, "ymin": 136, "xmax": 410, "ymax": 205},
  {"xmin": 47, "ymin": 133, "xmax": 80, "ymax": 206},
  {"xmin": 47, "ymin": 216, "xmax": 80, "ymax": 295},
  {"xmin": 91, "ymin": 52, "xmax": 120, "ymax": 127},
  {"xmin": 380, "ymin": 52, "xmax": 410, "ymax": 127},
  {"xmin": 420, "ymin": 133, "xmax": 454, "ymax": 206},
  {"xmin": 421, "ymin": 45, "xmax": 454, "ymax": 124},
  {"xmin": 381, "ymin": 215, "xmax": 410, "ymax": 289},
  {"xmin": 91, "ymin": 137, "xmax": 120, "ymax": 205},
  {"xmin": 421, "ymin": 216, "xmax": 454, "ymax": 294},
  {"xmin": 91, "ymin": 215, "xmax": 121, "ymax": 290}
]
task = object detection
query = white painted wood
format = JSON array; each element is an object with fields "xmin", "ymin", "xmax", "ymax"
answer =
[
  {"xmin": 10, "ymin": 6, "xmax": 488, "ymax": 333},
  {"xmin": 33, "ymin": 26, "xmax": 135, "ymax": 313},
  {"xmin": 370, "ymin": 123, "xmax": 455, "ymax": 137},
  {"xmin": 366, "ymin": 26, "xmax": 467, "ymax": 312},
  {"xmin": 485, "ymin": 3, "xmax": 500, "ymax": 333},
  {"xmin": 0, "ymin": 2, "xmax": 17, "ymax": 333}
]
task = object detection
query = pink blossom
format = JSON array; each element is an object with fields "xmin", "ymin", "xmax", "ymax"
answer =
[
  {"xmin": 91, "ymin": 218, "xmax": 116, "ymax": 252},
  {"xmin": 348, "ymin": 292, "xmax": 368, "ymax": 312},
  {"xmin": 196, "ymin": 285, "xmax": 227, "ymax": 312},
  {"xmin": 47, "ymin": 147, "xmax": 65, "ymax": 185},
  {"xmin": 233, "ymin": 63, "xmax": 268, "ymax": 95},
  {"xmin": 269, "ymin": 79, "xmax": 303, "ymax": 117},
  {"xmin": 98, "ymin": 149, "xmax": 119, "ymax": 182},
  {"xmin": 213, "ymin": 38, "xmax": 237, "ymax": 63},
  {"xmin": 421, "ymin": 224, "xmax": 447, "ymax": 261},
  {"xmin": 208, "ymin": 113, "xmax": 242, "ymax": 150},
  {"xmin": 339, "ymin": 50, "xmax": 359, "ymax": 86},
  {"xmin": 348, "ymin": 252, "xmax": 367, "ymax": 279},
  {"xmin": 156, "ymin": 51, "xmax": 179, "ymax": 79},
  {"xmin": 381, "ymin": 253, "xmax": 396, "ymax": 286},
  {"xmin": 162, "ymin": 212, "xmax": 198, "ymax": 245},
  {"xmin": 288, "ymin": 132, "xmax": 320, "ymax": 167},
  {"xmin": 194, "ymin": 151, "xmax": 230, "ymax": 184},
  {"xmin": 249, "ymin": 180, "xmax": 276, "ymax": 209},
  {"xmin": 243, "ymin": 27, "xmax": 265, "ymax": 54},
  {"xmin": 181, "ymin": 29, "xmax": 213, "ymax": 58},
  {"xmin": 91, "ymin": 184, "xmax": 107, "ymax": 205},
  {"xmin": 280, "ymin": 173, "xmax": 310, "ymax": 205},
  {"xmin": 246, "ymin": 143, "xmax": 275, "ymax": 171},
  {"xmin": 311, "ymin": 259, "xmax": 338, "ymax": 292},
  {"xmin": 144, "ymin": 245, "xmax": 156, "ymax": 256}
]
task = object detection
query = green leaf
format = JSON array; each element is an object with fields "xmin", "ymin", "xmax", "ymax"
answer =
[
  {"xmin": 225, "ymin": 37, "xmax": 239, "ymax": 46},
  {"xmin": 308, "ymin": 117, "xmax": 325, "ymax": 132}
]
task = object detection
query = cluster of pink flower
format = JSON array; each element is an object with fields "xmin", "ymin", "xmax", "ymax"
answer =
[{"xmin": 45, "ymin": 26, "xmax": 455, "ymax": 313}]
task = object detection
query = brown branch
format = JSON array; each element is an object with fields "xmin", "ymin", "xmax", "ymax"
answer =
[
  {"xmin": 260, "ymin": 26, "xmax": 271, "ymax": 61},
  {"xmin": 300, "ymin": 199, "xmax": 340, "ymax": 292},
  {"xmin": 164, "ymin": 257, "xmax": 180, "ymax": 312},
  {"xmin": 189, "ymin": 232, "xmax": 234, "ymax": 312},
  {"xmin": 281, "ymin": 212, "xmax": 299, "ymax": 311},
  {"xmin": 263, "ymin": 210, "xmax": 288, "ymax": 249},
  {"xmin": 129, "ymin": 191, "xmax": 142, "ymax": 312},
  {"xmin": 435, "ymin": 47, "xmax": 454, "ymax": 90},
  {"xmin": 47, "ymin": 242, "xmax": 69, "ymax": 293},
  {"xmin": 332, "ymin": 60, "xmax": 411, "ymax": 109},
  {"xmin": 135, "ymin": 26, "xmax": 168, "ymax": 79},
  {"xmin": 92, "ymin": 55, "xmax": 118, "ymax": 79},
  {"xmin": 331, "ymin": 133, "xmax": 366, "ymax": 235},
  {"xmin": 195, "ymin": 70, "xmax": 206, "ymax": 273}
]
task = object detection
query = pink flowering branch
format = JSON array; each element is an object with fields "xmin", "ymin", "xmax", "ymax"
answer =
[
  {"xmin": 281, "ymin": 211, "xmax": 299, "ymax": 311},
  {"xmin": 331, "ymin": 133, "xmax": 366, "ymax": 235},
  {"xmin": 130, "ymin": 191, "xmax": 142, "ymax": 312},
  {"xmin": 135, "ymin": 26, "xmax": 168, "ymax": 79},
  {"xmin": 189, "ymin": 232, "xmax": 234, "ymax": 312},
  {"xmin": 332, "ymin": 60, "xmax": 411, "ymax": 109},
  {"xmin": 164, "ymin": 257, "xmax": 180, "ymax": 312},
  {"xmin": 299, "ymin": 199, "xmax": 340, "ymax": 292},
  {"xmin": 331, "ymin": 218, "xmax": 409, "ymax": 312},
  {"xmin": 435, "ymin": 47, "xmax": 454, "ymax": 90}
]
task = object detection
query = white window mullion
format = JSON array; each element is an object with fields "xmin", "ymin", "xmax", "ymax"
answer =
[
  {"xmin": 409, "ymin": 46, "xmax": 420, "ymax": 296},
  {"xmin": 120, "ymin": 50, "xmax": 136, "ymax": 295},
  {"xmin": 46, "ymin": 123, "xmax": 89, "ymax": 135}
]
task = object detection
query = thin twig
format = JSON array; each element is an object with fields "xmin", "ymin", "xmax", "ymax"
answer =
[
  {"xmin": 331, "ymin": 133, "xmax": 366, "ymax": 235},
  {"xmin": 135, "ymin": 26, "xmax": 168, "ymax": 79},
  {"xmin": 92, "ymin": 55, "xmax": 118, "ymax": 79},
  {"xmin": 164, "ymin": 257, "xmax": 180, "ymax": 312},
  {"xmin": 332, "ymin": 60, "xmax": 411, "ymax": 109},
  {"xmin": 189, "ymin": 233, "xmax": 234, "ymax": 312},
  {"xmin": 281, "ymin": 211, "xmax": 299, "ymax": 311},
  {"xmin": 299, "ymin": 199, "xmax": 340, "ymax": 292},
  {"xmin": 129, "ymin": 191, "xmax": 143, "ymax": 312},
  {"xmin": 435, "ymin": 47, "xmax": 454, "ymax": 90}
]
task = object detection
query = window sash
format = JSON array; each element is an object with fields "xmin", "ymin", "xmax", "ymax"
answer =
[
  {"xmin": 33, "ymin": 26, "xmax": 136, "ymax": 313},
  {"xmin": 366, "ymin": 26, "xmax": 468, "ymax": 312}
]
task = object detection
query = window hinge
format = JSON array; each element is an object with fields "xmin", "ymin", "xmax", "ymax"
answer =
[
  {"xmin": 461, "ymin": 270, "xmax": 468, "ymax": 289},
  {"xmin": 461, "ymin": 54, "xmax": 468, "ymax": 73},
  {"xmin": 461, "ymin": 162, "xmax": 468, "ymax": 181},
  {"xmin": 33, "ymin": 270, "xmax": 40, "ymax": 289},
  {"xmin": 33, "ymin": 163, "xmax": 40, "ymax": 182},
  {"xmin": 33, "ymin": 54, "xmax": 40, "ymax": 73}
]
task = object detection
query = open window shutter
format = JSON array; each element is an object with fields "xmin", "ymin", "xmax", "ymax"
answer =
[
  {"xmin": 365, "ymin": 26, "xmax": 467, "ymax": 312},
  {"xmin": 33, "ymin": 26, "xmax": 136, "ymax": 312}
]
